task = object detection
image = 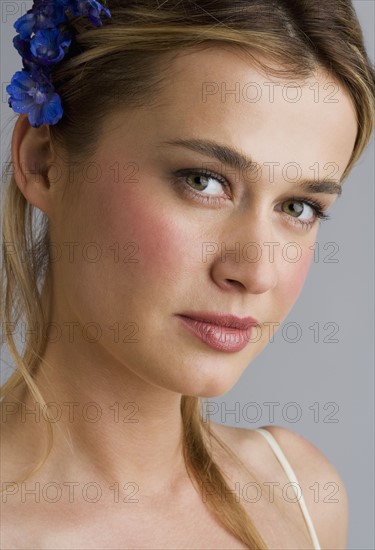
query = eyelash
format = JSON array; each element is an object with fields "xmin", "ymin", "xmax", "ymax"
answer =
[{"xmin": 171, "ymin": 168, "xmax": 331, "ymax": 230}]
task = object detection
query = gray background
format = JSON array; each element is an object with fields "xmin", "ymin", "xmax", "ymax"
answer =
[{"xmin": 1, "ymin": 1, "xmax": 374, "ymax": 548}]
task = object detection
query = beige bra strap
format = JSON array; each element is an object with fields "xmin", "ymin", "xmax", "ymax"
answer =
[{"xmin": 255, "ymin": 427, "xmax": 321, "ymax": 550}]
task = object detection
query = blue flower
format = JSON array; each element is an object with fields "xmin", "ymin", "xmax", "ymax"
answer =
[
  {"xmin": 30, "ymin": 28, "xmax": 72, "ymax": 66},
  {"xmin": 67, "ymin": 0, "xmax": 111, "ymax": 27},
  {"xmin": 8, "ymin": 0, "xmax": 112, "ymax": 127},
  {"xmin": 6, "ymin": 69, "xmax": 63, "ymax": 127},
  {"xmin": 14, "ymin": 1, "xmax": 68, "ymax": 39}
]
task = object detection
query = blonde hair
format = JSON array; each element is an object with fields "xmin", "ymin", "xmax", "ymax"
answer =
[{"xmin": 1, "ymin": 1, "xmax": 374, "ymax": 547}]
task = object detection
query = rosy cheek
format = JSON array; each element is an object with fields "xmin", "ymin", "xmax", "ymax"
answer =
[
  {"xmin": 130, "ymin": 209, "xmax": 187, "ymax": 277},
  {"xmin": 280, "ymin": 245, "xmax": 314, "ymax": 305},
  {"xmin": 100, "ymin": 184, "xmax": 195, "ymax": 279}
]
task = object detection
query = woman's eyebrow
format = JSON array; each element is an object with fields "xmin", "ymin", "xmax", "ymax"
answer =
[{"xmin": 159, "ymin": 137, "xmax": 343, "ymax": 196}]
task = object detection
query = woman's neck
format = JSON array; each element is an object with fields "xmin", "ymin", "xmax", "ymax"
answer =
[{"xmin": 1, "ymin": 348, "xmax": 190, "ymax": 498}]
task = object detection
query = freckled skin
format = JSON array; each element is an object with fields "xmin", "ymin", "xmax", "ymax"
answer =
[{"xmin": 46, "ymin": 47, "xmax": 357, "ymax": 399}]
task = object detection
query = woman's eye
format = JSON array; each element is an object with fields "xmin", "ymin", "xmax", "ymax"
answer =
[
  {"xmin": 281, "ymin": 200, "xmax": 315, "ymax": 221},
  {"xmin": 171, "ymin": 169, "xmax": 330, "ymax": 224},
  {"xmin": 170, "ymin": 168, "xmax": 231, "ymax": 206},
  {"xmin": 185, "ymin": 172, "xmax": 226, "ymax": 195}
]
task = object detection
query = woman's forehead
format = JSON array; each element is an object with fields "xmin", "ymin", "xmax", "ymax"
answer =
[{"xmin": 99, "ymin": 47, "xmax": 358, "ymax": 184}]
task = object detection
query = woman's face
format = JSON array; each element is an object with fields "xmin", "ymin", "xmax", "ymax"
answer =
[{"xmin": 49, "ymin": 47, "xmax": 357, "ymax": 397}]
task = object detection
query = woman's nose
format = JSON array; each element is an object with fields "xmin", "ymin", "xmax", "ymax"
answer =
[{"xmin": 209, "ymin": 218, "xmax": 279, "ymax": 295}]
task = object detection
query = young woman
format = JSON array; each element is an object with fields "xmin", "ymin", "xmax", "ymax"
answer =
[{"xmin": 1, "ymin": 1, "xmax": 374, "ymax": 548}]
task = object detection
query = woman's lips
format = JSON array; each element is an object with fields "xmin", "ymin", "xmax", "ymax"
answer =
[{"xmin": 175, "ymin": 312, "xmax": 258, "ymax": 353}]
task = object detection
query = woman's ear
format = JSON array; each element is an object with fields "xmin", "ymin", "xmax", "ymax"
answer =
[{"xmin": 11, "ymin": 114, "xmax": 59, "ymax": 216}]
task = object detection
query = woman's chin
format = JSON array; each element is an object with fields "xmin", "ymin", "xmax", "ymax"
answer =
[{"xmin": 154, "ymin": 367, "xmax": 242, "ymax": 399}]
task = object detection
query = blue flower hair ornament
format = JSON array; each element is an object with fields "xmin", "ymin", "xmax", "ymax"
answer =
[{"xmin": 7, "ymin": 0, "xmax": 111, "ymax": 127}]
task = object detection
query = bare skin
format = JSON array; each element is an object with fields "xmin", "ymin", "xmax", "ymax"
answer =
[{"xmin": 1, "ymin": 46, "xmax": 356, "ymax": 549}]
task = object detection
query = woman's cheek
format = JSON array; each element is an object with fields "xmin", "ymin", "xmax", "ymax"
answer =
[
  {"xmin": 279, "ymin": 244, "xmax": 315, "ymax": 308},
  {"xmin": 105, "ymin": 191, "xmax": 198, "ymax": 280}
]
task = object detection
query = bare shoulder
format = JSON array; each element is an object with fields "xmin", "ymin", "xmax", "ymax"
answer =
[
  {"xmin": 209, "ymin": 422, "xmax": 349, "ymax": 550},
  {"xmin": 259, "ymin": 425, "xmax": 348, "ymax": 549}
]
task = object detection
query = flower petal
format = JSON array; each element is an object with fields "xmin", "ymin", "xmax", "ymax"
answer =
[
  {"xmin": 41, "ymin": 93, "xmax": 63, "ymax": 125},
  {"xmin": 28, "ymin": 104, "xmax": 45, "ymax": 127},
  {"xmin": 9, "ymin": 97, "xmax": 35, "ymax": 113},
  {"xmin": 14, "ymin": 12, "xmax": 36, "ymax": 39}
]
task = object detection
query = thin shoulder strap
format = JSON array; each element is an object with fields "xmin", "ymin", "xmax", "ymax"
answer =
[{"xmin": 255, "ymin": 427, "xmax": 321, "ymax": 550}]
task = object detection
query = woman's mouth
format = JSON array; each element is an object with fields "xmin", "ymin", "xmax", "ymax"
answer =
[{"xmin": 175, "ymin": 312, "xmax": 258, "ymax": 353}]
